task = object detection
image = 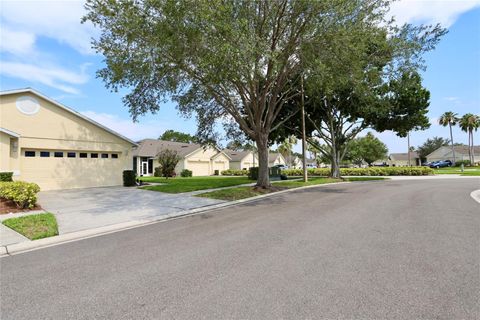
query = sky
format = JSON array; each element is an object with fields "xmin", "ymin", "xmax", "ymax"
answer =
[{"xmin": 1, "ymin": 0, "xmax": 479, "ymax": 154}]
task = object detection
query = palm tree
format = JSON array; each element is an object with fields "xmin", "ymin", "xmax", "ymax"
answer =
[
  {"xmin": 278, "ymin": 135, "xmax": 298, "ymax": 167},
  {"xmin": 439, "ymin": 111, "xmax": 459, "ymax": 164},
  {"xmin": 459, "ymin": 113, "xmax": 480, "ymax": 165}
]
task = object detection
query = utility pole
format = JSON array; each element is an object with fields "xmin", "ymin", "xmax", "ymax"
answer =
[
  {"xmin": 407, "ymin": 132, "xmax": 411, "ymax": 166},
  {"xmin": 301, "ymin": 74, "xmax": 308, "ymax": 182}
]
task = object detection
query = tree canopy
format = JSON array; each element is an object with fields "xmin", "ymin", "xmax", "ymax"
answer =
[
  {"xmin": 346, "ymin": 133, "xmax": 388, "ymax": 166},
  {"xmin": 416, "ymin": 136, "xmax": 449, "ymax": 160},
  {"xmin": 159, "ymin": 130, "xmax": 197, "ymax": 143}
]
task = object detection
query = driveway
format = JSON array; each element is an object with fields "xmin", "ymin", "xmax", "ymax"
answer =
[
  {"xmin": 2, "ymin": 178, "xmax": 479, "ymax": 319},
  {"xmin": 38, "ymin": 186, "xmax": 224, "ymax": 234}
]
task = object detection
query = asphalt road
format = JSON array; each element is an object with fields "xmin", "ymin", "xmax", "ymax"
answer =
[{"xmin": 1, "ymin": 178, "xmax": 479, "ymax": 319}]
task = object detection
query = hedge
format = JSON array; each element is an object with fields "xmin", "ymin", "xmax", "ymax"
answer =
[
  {"xmin": 282, "ymin": 166, "xmax": 433, "ymax": 176},
  {"xmin": 180, "ymin": 169, "xmax": 193, "ymax": 177},
  {"xmin": 0, "ymin": 181, "xmax": 41, "ymax": 209},
  {"xmin": 0, "ymin": 172, "xmax": 13, "ymax": 182},
  {"xmin": 122, "ymin": 170, "xmax": 136, "ymax": 186},
  {"xmin": 221, "ymin": 169, "xmax": 249, "ymax": 176}
]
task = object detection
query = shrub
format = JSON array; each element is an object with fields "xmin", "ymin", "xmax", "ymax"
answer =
[
  {"xmin": 221, "ymin": 169, "xmax": 248, "ymax": 176},
  {"xmin": 0, "ymin": 172, "xmax": 13, "ymax": 182},
  {"xmin": 454, "ymin": 160, "xmax": 471, "ymax": 167},
  {"xmin": 180, "ymin": 169, "xmax": 193, "ymax": 177},
  {"xmin": 154, "ymin": 166, "xmax": 162, "ymax": 177},
  {"xmin": 248, "ymin": 167, "xmax": 259, "ymax": 180},
  {"xmin": 282, "ymin": 166, "xmax": 433, "ymax": 176},
  {"xmin": 123, "ymin": 170, "xmax": 136, "ymax": 186},
  {"xmin": 0, "ymin": 181, "xmax": 40, "ymax": 209},
  {"xmin": 214, "ymin": 170, "xmax": 219, "ymax": 176},
  {"xmin": 157, "ymin": 149, "xmax": 181, "ymax": 178}
]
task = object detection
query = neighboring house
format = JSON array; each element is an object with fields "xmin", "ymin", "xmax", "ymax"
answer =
[
  {"xmin": 0, "ymin": 88, "xmax": 136, "ymax": 191},
  {"xmin": 388, "ymin": 152, "xmax": 421, "ymax": 166},
  {"xmin": 133, "ymin": 139, "xmax": 230, "ymax": 176},
  {"xmin": 426, "ymin": 145, "xmax": 480, "ymax": 163},
  {"xmin": 285, "ymin": 155, "xmax": 303, "ymax": 169},
  {"xmin": 224, "ymin": 149, "xmax": 258, "ymax": 170},
  {"xmin": 268, "ymin": 153, "xmax": 286, "ymax": 167}
]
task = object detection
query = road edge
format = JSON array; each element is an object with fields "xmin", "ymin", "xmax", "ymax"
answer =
[{"xmin": 470, "ymin": 189, "xmax": 480, "ymax": 204}]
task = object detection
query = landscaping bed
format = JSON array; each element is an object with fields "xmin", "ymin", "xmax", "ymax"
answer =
[
  {"xmin": 0, "ymin": 198, "xmax": 42, "ymax": 214},
  {"xmin": 2, "ymin": 213, "xmax": 58, "ymax": 240}
]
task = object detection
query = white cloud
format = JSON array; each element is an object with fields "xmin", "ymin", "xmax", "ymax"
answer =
[
  {"xmin": 80, "ymin": 111, "xmax": 165, "ymax": 141},
  {"xmin": 0, "ymin": 0, "xmax": 97, "ymax": 55},
  {"xmin": 390, "ymin": 0, "xmax": 480, "ymax": 28},
  {"xmin": 0, "ymin": 27, "xmax": 36, "ymax": 55},
  {"xmin": 0, "ymin": 62, "xmax": 89, "ymax": 94}
]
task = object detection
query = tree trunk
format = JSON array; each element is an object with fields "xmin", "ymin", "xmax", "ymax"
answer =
[
  {"xmin": 255, "ymin": 135, "xmax": 270, "ymax": 188},
  {"xmin": 470, "ymin": 130, "xmax": 474, "ymax": 164},
  {"xmin": 449, "ymin": 123, "xmax": 456, "ymax": 165},
  {"xmin": 330, "ymin": 149, "xmax": 341, "ymax": 178}
]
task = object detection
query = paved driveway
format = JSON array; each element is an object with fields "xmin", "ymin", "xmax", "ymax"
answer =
[{"xmin": 38, "ymin": 186, "xmax": 224, "ymax": 234}]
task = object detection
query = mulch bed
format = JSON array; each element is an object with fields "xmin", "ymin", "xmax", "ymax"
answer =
[{"xmin": 0, "ymin": 198, "xmax": 42, "ymax": 215}]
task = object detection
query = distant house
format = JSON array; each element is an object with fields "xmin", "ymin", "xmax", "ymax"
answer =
[
  {"xmin": 285, "ymin": 155, "xmax": 303, "ymax": 169},
  {"xmin": 426, "ymin": 145, "xmax": 480, "ymax": 163},
  {"xmin": 268, "ymin": 153, "xmax": 286, "ymax": 167},
  {"xmin": 133, "ymin": 139, "xmax": 230, "ymax": 176},
  {"xmin": 224, "ymin": 149, "xmax": 258, "ymax": 170},
  {"xmin": 388, "ymin": 152, "xmax": 421, "ymax": 166}
]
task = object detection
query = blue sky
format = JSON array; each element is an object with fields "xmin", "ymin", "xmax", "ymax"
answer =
[{"xmin": 1, "ymin": 0, "xmax": 479, "ymax": 153}]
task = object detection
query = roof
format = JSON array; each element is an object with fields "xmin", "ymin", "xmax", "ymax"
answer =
[
  {"xmin": 389, "ymin": 152, "xmax": 419, "ymax": 161},
  {"xmin": 0, "ymin": 88, "xmax": 137, "ymax": 146},
  {"xmin": 0, "ymin": 127, "xmax": 20, "ymax": 138},
  {"xmin": 426, "ymin": 145, "xmax": 480, "ymax": 158},
  {"xmin": 133, "ymin": 139, "xmax": 231, "ymax": 160},
  {"xmin": 269, "ymin": 153, "xmax": 284, "ymax": 163},
  {"xmin": 223, "ymin": 149, "xmax": 253, "ymax": 162}
]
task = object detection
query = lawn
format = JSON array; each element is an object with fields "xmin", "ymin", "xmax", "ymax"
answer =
[
  {"xmin": 140, "ymin": 176, "xmax": 252, "ymax": 193},
  {"xmin": 2, "ymin": 213, "xmax": 59, "ymax": 240},
  {"xmin": 432, "ymin": 167, "xmax": 480, "ymax": 176}
]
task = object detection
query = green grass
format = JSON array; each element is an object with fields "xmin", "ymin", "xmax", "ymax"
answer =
[
  {"xmin": 432, "ymin": 167, "xmax": 480, "ymax": 176},
  {"xmin": 344, "ymin": 177, "xmax": 388, "ymax": 181},
  {"xmin": 2, "ymin": 213, "xmax": 58, "ymax": 240},
  {"xmin": 196, "ymin": 186, "xmax": 267, "ymax": 201},
  {"xmin": 140, "ymin": 176, "xmax": 252, "ymax": 193},
  {"xmin": 272, "ymin": 177, "xmax": 340, "ymax": 188}
]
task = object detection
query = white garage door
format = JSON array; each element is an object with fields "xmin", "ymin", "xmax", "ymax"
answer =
[{"xmin": 186, "ymin": 161, "xmax": 210, "ymax": 176}]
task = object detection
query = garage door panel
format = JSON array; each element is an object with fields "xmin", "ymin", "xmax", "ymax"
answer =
[{"xmin": 186, "ymin": 161, "xmax": 210, "ymax": 176}]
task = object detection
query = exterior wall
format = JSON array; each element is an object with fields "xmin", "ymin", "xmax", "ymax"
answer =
[
  {"xmin": 269, "ymin": 154, "xmax": 286, "ymax": 167},
  {"xmin": 427, "ymin": 147, "xmax": 478, "ymax": 163},
  {"xmin": 0, "ymin": 133, "xmax": 11, "ymax": 172},
  {"xmin": 1, "ymin": 92, "xmax": 134, "ymax": 190},
  {"xmin": 184, "ymin": 147, "xmax": 229, "ymax": 176},
  {"xmin": 388, "ymin": 158, "xmax": 421, "ymax": 167},
  {"xmin": 229, "ymin": 153, "xmax": 258, "ymax": 170},
  {"xmin": 212, "ymin": 153, "xmax": 230, "ymax": 174}
]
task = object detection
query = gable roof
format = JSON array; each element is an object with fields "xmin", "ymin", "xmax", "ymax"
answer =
[
  {"xmin": 269, "ymin": 153, "xmax": 285, "ymax": 163},
  {"xmin": 389, "ymin": 152, "xmax": 419, "ymax": 161},
  {"xmin": 426, "ymin": 145, "xmax": 480, "ymax": 158},
  {"xmin": 133, "ymin": 139, "xmax": 231, "ymax": 159},
  {"xmin": 0, "ymin": 88, "xmax": 137, "ymax": 146},
  {"xmin": 223, "ymin": 149, "xmax": 253, "ymax": 162}
]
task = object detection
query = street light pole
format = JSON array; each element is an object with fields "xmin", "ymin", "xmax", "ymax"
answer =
[{"xmin": 301, "ymin": 74, "xmax": 308, "ymax": 182}]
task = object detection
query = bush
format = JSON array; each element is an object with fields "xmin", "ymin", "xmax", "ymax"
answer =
[
  {"xmin": 123, "ymin": 170, "xmax": 136, "ymax": 186},
  {"xmin": 282, "ymin": 166, "xmax": 433, "ymax": 176},
  {"xmin": 454, "ymin": 160, "xmax": 471, "ymax": 167},
  {"xmin": 0, "ymin": 172, "xmax": 13, "ymax": 182},
  {"xmin": 154, "ymin": 166, "xmax": 162, "ymax": 177},
  {"xmin": 248, "ymin": 167, "xmax": 259, "ymax": 180},
  {"xmin": 0, "ymin": 181, "xmax": 40, "ymax": 209},
  {"xmin": 221, "ymin": 169, "xmax": 248, "ymax": 176},
  {"xmin": 180, "ymin": 169, "xmax": 193, "ymax": 177}
]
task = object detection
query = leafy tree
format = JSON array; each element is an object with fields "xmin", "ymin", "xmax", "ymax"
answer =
[
  {"xmin": 346, "ymin": 133, "xmax": 388, "ymax": 166},
  {"xmin": 84, "ymin": 0, "xmax": 434, "ymax": 188},
  {"xmin": 159, "ymin": 130, "xmax": 197, "ymax": 143},
  {"xmin": 459, "ymin": 114, "xmax": 480, "ymax": 164},
  {"xmin": 416, "ymin": 136, "xmax": 450, "ymax": 160},
  {"xmin": 438, "ymin": 112, "xmax": 459, "ymax": 164},
  {"xmin": 156, "ymin": 149, "xmax": 181, "ymax": 178},
  {"xmin": 277, "ymin": 135, "xmax": 298, "ymax": 166}
]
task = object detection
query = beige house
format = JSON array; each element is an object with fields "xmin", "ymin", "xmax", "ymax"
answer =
[
  {"xmin": 269, "ymin": 153, "xmax": 286, "ymax": 167},
  {"xmin": 224, "ymin": 149, "xmax": 258, "ymax": 170},
  {"xmin": 426, "ymin": 145, "xmax": 479, "ymax": 163},
  {"xmin": 285, "ymin": 155, "xmax": 303, "ymax": 169},
  {"xmin": 0, "ymin": 88, "xmax": 136, "ymax": 190},
  {"xmin": 133, "ymin": 139, "xmax": 230, "ymax": 176},
  {"xmin": 388, "ymin": 152, "xmax": 421, "ymax": 166}
]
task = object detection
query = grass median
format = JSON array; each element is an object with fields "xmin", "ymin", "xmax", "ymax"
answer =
[
  {"xmin": 2, "ymin": 213, "xmax": 59, "ymax": 240},
  {"xmin": 140, "ymin": 176, "xmax": 252, "ymax": 193},
  {"xmin": 432, "ymin": 167, "xmax": 480, "ymax": 176}
]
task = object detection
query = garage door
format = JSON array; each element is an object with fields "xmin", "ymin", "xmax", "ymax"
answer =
[
  {"xmin": 186, "ymin": 160, "xmax": 210, "ymax": 176},
  {"xmin": 20, "ymin": 150, "xmax": 125, "ymax": 190},
  {"xmin": 212, "ymin": 161, "xmax": 227, "ymax": 173}
]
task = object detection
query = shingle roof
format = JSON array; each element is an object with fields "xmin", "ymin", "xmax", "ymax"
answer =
[
  {"xmin": 223, "ymin": 149, "xmax": 252, "ymax": 162},
  {"xmin": 269, "ymin": 153, "xmax": 282, "ymax": 163},
  {"xmin": 133, "ymin": 139, "xmax": 202, "ymax": 158},
  {"xmin": 389, "ymin": 152, "xmax": 419, "ymax": 161},
  {"xmin": 451, "ymin": 145, "xmax": 480, "ymax": 155}
]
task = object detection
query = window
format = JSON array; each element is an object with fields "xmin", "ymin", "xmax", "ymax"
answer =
[
  {"xmin": 54, "ymin": 152, "xmax": 63, "ymax": 158},
  {"xmin": 67, "ymin": 152, "xmax": 76, "ymax": 158},
  {"xmin": 25, "ymin": 151, "xmax": 35, "ymax": 157},
  {"xmin": 79, "ymin": 153, "xmax": 87, "ymax": 158},
  {"xmin": 101, "ymin": 153, "xmax": 108, "ymax": 159},
  {"xmin": 40, "ymin": 151, "xmax": 50, "ymax": 157},
  {"xmin": 91, "ymin": 153, "xmax": 98, "ymax": 158},
  {"xmin": 111, "ymin": 153, "xmax": 118, "ymax": 159}
]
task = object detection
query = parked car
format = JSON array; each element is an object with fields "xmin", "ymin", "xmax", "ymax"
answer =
[
  {"xmin": 429, "ymin": 160, "xmax": 452, "ymax": 168},
  {"xmin": 274, "ymin": 164, "xmax": 288, "ymax": 170}
]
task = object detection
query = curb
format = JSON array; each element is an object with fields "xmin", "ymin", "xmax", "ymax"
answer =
[
  {"xmin": 470, "ymin": 190, "xmax": 480, "ymax": 204},
  {"xmin": 0, "ymin": 181, "xmax": 352, "ymax": 257}
]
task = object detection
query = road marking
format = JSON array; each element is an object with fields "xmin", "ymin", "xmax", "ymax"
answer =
[{"xmin": 470, "ymin": 190, "xmax": 480, "ymax": 204}]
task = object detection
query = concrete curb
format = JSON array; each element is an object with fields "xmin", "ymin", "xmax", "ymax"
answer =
[
  {"xmin": 470, "ymin": 190, "xmax": 480, "ymax": 204},
  {"xmin": 0, "ymin": 181, "xmax": 352, "ymax": 257}
]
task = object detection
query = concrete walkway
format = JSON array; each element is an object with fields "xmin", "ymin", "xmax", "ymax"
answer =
[{"xmin": 0, "ymin": 223, "xmax": 29, "ymax": 246}]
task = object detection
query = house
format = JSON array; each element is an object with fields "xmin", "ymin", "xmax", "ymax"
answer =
[
  {"xmin": 0, "ymin": 88, "xmax": 136, "ymax": 191},
  {"xmin": 224, "ymin": 149, "xmax": 258, "ymax": 170},
  {"xmin": 133, "ymin": 139, "xmax": 230, "ymax": 176},
  {"xmin": 426, "ymin": 145, "xmax": 480, "ymax": 164},
  {"xmin": 285, "ymin": 155, "xmax": 303, "ymax": 169},
  {"xmin": 268, "ymin": 153, "xmax": 286, "ymax": 167},
  {"xmin": 388, "ymin": 152, "xmax": 421, "ymax": 166}
]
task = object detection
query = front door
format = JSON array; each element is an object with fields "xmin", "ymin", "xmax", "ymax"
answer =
[{"xmin": 141, "ymin": 161, "xmax": 148, "ymax": 175}]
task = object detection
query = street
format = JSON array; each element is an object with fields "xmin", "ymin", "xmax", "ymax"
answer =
[{"xmin": 1, "ymin": 178, "xmax": 479, "ymax": 319}]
